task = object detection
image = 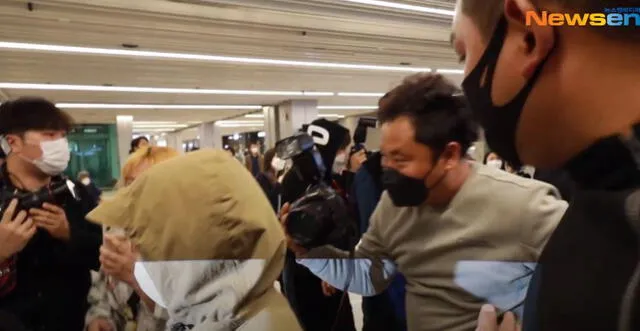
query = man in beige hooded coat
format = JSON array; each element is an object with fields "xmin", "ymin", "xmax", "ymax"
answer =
[{"xmin": 86, "ymin": 150, "xmax": 301, "ymax": 331}]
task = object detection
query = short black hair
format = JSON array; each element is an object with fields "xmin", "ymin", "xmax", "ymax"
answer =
[
  {"xmin": 0, "ymin": 97, "xmax": 73, "ymax": 136},
  {"xmin": 378, "ymin": 73, "xmax": 479, "ymax": 156}
]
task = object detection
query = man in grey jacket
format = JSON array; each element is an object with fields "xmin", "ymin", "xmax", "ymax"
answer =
[{"xmin": 281, "ymin": 73, "xmax": 567, "ymax": 331}]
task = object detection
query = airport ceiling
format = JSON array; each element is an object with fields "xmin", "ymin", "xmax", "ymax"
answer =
[{"xmin": 0, "ymin": 0, "xmax": 461, "ymax": 132}]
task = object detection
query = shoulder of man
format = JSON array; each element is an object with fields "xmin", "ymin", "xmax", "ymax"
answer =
[{"xmin": 473, "ymin": 163, "xmax": 563, "ymax": 200}]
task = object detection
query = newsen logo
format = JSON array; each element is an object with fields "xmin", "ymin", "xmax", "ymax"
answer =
[{"xmin": 526, "ymin": 8, "xmax": 640, "ymax": 27}]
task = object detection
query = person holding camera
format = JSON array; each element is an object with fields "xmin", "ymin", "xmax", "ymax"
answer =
[
  {"xmin": 281, "ymin": 73, "xmax": 568, "ymax": 331},
  {"xmin": 0, "ymin": 98, "xmax": 102, "ymax": 331},
  {"xmin": 279, "ymin": 118, "xmax": 356, "ymax": 331}
]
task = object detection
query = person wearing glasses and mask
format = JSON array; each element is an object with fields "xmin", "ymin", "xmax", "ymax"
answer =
[
  {"xmin": 0, "ymin": 98, "xmax": 102, "ymax": 331},
  {"xmin": 280, "ymin": 73, "xmax": 568, "ymax": 331}
]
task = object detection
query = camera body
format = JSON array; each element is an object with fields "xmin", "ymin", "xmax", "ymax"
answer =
[
  {"xmin": 276, "ymin": 132, "xmax": 354, "ymax": 250},
  {"xmin": 0, "ymin": 177, "xmax": 79, "ymax": 216}
]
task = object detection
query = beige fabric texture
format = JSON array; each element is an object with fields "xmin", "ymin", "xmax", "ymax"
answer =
[{"xmin": 87, "ymin": 149, "xmax": 300, "ymax": 331}]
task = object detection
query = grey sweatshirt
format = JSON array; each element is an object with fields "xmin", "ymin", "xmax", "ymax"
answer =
[{"xmin": 298, "ymin": 163, "xmax": 568, "ymax": 331}]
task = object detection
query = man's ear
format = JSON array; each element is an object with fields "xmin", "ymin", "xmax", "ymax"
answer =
[
  {"xmin": 504, "ymin": 0, "xmax": 556, "ymax": 78},
  {"xmin": 443, "ymin": 142, "xmax": 463, "ymax": 169},
  {"xmin": 4, "ymin": 134, "xmax": 21, "ymax": 153}
]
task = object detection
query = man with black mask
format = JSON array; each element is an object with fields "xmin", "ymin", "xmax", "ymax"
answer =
[
  {"xmin": 0, "ymin": 98, "xmax": 102, "ymax": 331},
  {"xmin": 281, "ymin": 73, "xmax": 567, "ymax": 331},
  {"xmin": 280, "ymin": 118, "xmax": 356, "ymax": 331},
  {"xmin": 451, "ymin": 0, "xmax": 640, "ymax": 330}
]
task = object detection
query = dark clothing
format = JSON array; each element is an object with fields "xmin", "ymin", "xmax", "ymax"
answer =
[
  {"xmin": 251, "ymin": 156, "xmax": 260, "ymax": 177},
  {"xmin": 533, "ymin": 169, "xmax": 575, "ymax": 201},
  {"xmin": 281, "ymin": 118, "xmax": 356, "ymax": 331},
  {"xmin": 523, "ymin": 125, "xmax": 640, "ymax": 331},
  {"xmin": 256, "ymin": 172, "xmax": 281, "ymax": 212},
  {"xmin": 82, "ymin": 182, "xmax": 102, "ymax": 205},
  {"xmin": 352, "ymin": 153, "xmax": 407, "ymax": 331},
  {"xmin": 0, "ymin": 176, "xmax": 101, "ymax": 331}
]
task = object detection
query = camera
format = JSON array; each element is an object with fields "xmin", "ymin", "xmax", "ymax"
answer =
[
  {"xmin": 0, "ymin": 177, "xmax": 79, "ymax": 216},
  {"xmin": 276, "ymin": 132, "xmax": 355, "ymax": 250}
]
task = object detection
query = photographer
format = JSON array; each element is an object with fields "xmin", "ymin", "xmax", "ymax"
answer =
[
  {"xmin": 0, "ymin": 98, "xmax": 102, "ymax": 331},
  {"xmin": 280, "ymin": 118, "xmax": 356, "ymax": 331},
  {"xmin": 282, "ymin": 73, "xmax": 567, "ymax": 331}
]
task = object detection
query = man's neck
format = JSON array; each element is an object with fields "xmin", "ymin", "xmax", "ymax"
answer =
[
  {"xmin": 5, "ymin": 156, "xmax": 50, "ymax": 191},
  {"xmin": 426, "ymin": 162, "xmax": 471, "ymax": 207}
]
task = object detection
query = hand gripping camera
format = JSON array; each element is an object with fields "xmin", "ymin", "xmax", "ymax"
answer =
[
  {"xmin": 0, "ymin": 177, "xmax": 79, "ymax": 217},
  {"xmin": 276, "ymin": 132, "xmax": 354, "ymax": 250}
]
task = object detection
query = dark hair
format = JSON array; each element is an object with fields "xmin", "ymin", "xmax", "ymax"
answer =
[
  {"xmin": 483, "ymin": 151, "xmax": 500, "ymax": 164},
  {"xmin": 461, "ymin": 0, "xmax": 640, "ymax": 42},
  {"xmin": 339, "ymin": 131, "xmax": 352, "ymax": 151},
  {"xmin": 0, "ymin": 97, "xmax": 74, "ymax": 135},
  {"xmin": 129, "ymin": 137, "xmax": 149, "ymax": 154},
  {"xmin": 263, "ymin": 148, "xmax": 277, "ymax": 173},
  {"xmin": 378, "ymin": 73, "xmax": 479, "ymax": 157}
]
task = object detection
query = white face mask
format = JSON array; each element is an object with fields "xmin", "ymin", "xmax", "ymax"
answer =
[
  {"xmin": 133, "ymin": 261, "xmax": 168, "ymax": 309},
  {"xmin": 332, "ymin": 152, "xmax": 347, "ymax": 174},
  {"xmin": 30, "ymin": 138, "xmax": 71, "ymax": 176},
  {"xmin": 81, "ymin": 177, "xmax": 91, "ymax": 186},
  {"xmin": 250, "ymin": 147, "xmax": 259, "ymax": 155},
  {"xmin": 486, "ymin": 159, "xmax": 503, "ymax": 170},
  {"xmin": 271, "ymin": 157, "xmax": 286, "ymax": 172}
]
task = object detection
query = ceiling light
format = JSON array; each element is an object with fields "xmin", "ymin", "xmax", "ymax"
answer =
[
  {"xmin": 0, "ymin": 41, "xmax": 431, "ymax": 73},
  {"xmin": 132, "ymin": 124, "xmax": 188, "ymax": 129},
  {"xmin": 436, "ymin": 68, "xmax": 465, "ymax": 75},
  {"xmin": 318, "ymin": 114, "xmax": 345, "ymax": 119},
  {"xmin": 303, "ymin": 92, "xmax": 335, "ymax": 96},
  {"xmin": 317, "ymin": 106, "xmax": 378, "ymax": 110},
  {"xmin": 245, "ymin": 114, "xmax": 265, "ymax": 118},
  {"xmin": 341, "ymin": 0, "xmax": 455, "ymax": 16},
  {"xmin": 0, "ymin": 83, "xmax": 312, "ymax": 96},
  {"xmin": 337, "ymin": 92, "xmax": 386, "ymax": 97},
  {"xmin": 56, "ymin": 103, "xmax": 262, "ymax": 109}
]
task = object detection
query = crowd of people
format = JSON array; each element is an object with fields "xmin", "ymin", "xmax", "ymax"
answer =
[{"xmin": 1, "ymin": 0, "xmax": 639, "ymax": 330}]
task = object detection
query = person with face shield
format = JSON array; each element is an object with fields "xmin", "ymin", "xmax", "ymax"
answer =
[
  {"xmin": 280, "ymin": 73, "xmax": 568, "ymax": 331},
  {"xmin": 450, "ymin": 1, "xmax": 640, "ymax": 330},
  {"xmin": 85, "ymin": 150, "xmax": 301, "ymax": 331},
  {"xmin": 0, "ymin": 97, "xmax": 103, "ymax": 331},
  {"xmin": 85, "ymin": 147, "xmax": 178, "ymax": 331}
]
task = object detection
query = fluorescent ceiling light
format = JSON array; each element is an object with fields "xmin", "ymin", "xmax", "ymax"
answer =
[
  {"xmin": 436, "ymin": 68, "xmax": 465, "ymax": 75},
  {"xmin": 337, "ymin": 92, "xmax": 386, "ymax": 97},
  {"xmin": 56, "ymin": 103, "xmax": 262, "ymax": 110},
  {"xmin": 245, "ymin": 114, "xmax": 265, "ymax": 118},
  {"xmin": 318, "ymin": 114, "xmax": 345, "ymax": 119},
  {"xmin": 317, "ymin": 106, "xmax": 377, "ymax": 110},
  {"xmin": 303, "ymin": 92, "xmax": 335, "ymax": 96},
  {"xmin": 0, "ymin": 83, "xmax": 316, "ymax": 96},
  {"xmin": 133, "ymin": 124, "xmax": 188, "ymax": 129},
  {"xmin": 341, "ymin": 0, "xmax": 455, "ymax": 16},
  {"xmin": 0, "ymin": 41, "xmax": 431, "ymax": 73}
]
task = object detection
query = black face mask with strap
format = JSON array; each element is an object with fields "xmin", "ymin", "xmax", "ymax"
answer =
[{"xmin": 462, "ymin": 15, "xmax": 556, "ymax": 167}]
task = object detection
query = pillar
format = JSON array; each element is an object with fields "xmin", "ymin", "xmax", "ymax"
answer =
[
  {"xmin": 198, "ymin": 122, "xmax": 216, "ymax": 149},
  {"xmin": 165, "ymin": 132, "xmax": 179, "ymax": 151},
  {"xmin": 277, "ymin": 100, "xmax": 318, "ymax": 141},
  {"xmin": 262, "ymin": 106, "xmax": 278, "ymax": 149},
  {"xmin": 116, "ymin": 115, "xmax": 133, "ymax": 168},
  {"xmin": 340, "ymin": 116, "xmax": 358, "ymax": 139}
]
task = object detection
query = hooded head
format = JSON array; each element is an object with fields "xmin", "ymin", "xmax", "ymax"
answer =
[
  {"xmin": 86, "ymin": 150, "xmax": 289, "ymax": 329},
  {"xmin": 306, "ymin": 118, "xmax": 350, "ymax": 179}
]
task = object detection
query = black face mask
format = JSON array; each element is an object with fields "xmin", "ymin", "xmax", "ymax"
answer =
[
  {"xmin": 382, "ymin": 165, "xmax": 446, "ymax": 207},
  {"xmin": 461, "ymin": 16, "xmax": 555, "ymax": 167}
]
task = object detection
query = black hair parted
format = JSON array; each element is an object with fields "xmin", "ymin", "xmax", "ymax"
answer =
[
  {"xmin": 0, "ymin": 97, "xmax": 74, "ymax": 136},
  {"xmin": 377, "ymin": 73, "xmax": 479, "ymax": 156}
]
